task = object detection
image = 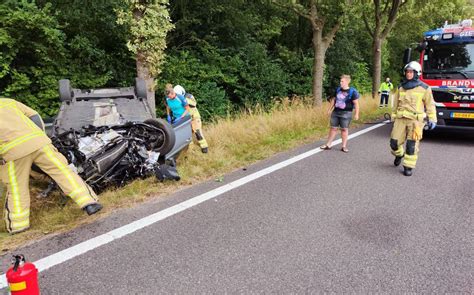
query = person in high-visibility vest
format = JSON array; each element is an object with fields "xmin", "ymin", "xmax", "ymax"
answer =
[
  {"xmin": 390, "ymin": 62, "xmax": 437, "ymax": 176},
  {"xmin": 378, "ymin": 77, "xmax": 394, "ymax": 107},
  {"xmin": 0, "ymin": 98, "xmax": 102, "ymax": 234},
  {"xmin": 173, "ymin": 85, "xmax": 209, "ymax": 153}
]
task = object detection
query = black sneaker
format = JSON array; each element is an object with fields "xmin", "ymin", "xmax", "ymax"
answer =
[
  {"xmin": 201, "ymin": 147, "xmax": 208, "ymax": 154},
  {"xmin": 394, "ymin": 156, "xmax": 403, "ymax": 166},
  {"xmin": 403, "ymin": 167, "xmax": 413, "ymax": 176},
  {"xmin": 83, "ymin": 203, "xmax": 103, "ymax": 215},
  {"xmin": 10, "ymin": 227, "xmax": 29, "ymax": 235}
]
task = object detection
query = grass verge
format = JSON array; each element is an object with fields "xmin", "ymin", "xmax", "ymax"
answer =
[{"xmin": 0, "ymin": 95, "xmax": 387, "ymax": 251}]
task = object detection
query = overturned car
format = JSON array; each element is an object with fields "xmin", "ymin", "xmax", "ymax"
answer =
[{"xmin": 45, "ymin": 79, "xmax": 192, "ymax": 193}]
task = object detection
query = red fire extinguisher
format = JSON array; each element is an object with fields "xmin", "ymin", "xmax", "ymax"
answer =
[{"xmin": 6, "ymin": 255, "xmax": 40, "ymax": 295}]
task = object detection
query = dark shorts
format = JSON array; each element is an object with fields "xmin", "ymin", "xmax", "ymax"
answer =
[{"xmin": 330, "ymin": 110, "xmax": 352, "ymax": 129}]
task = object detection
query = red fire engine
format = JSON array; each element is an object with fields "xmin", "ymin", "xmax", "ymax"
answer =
[{"xmin": 405, "ymin": 19, "xmax": 474, "ymax": 128}]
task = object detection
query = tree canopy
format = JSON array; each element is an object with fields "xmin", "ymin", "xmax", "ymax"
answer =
[{"xmin": 0, "ymin": 0, "xmax": 472, "ymax": 119}]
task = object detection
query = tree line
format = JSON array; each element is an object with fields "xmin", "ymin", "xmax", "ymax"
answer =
[{"xmin": 0, "ymin": 0, "xmax": 472, "ymax": 120}]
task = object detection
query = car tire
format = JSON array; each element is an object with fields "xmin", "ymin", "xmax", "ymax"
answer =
[
  {"xmin": 144, "ymin": 118, "xmax": 176, "ymax": 156},
  {"xmin": 59, "ymin": 79, "xmax": 73, "ymax": 102},
  {"xmin": 135, "ymin": 78, "xmax": 148, "ymax": 99}
]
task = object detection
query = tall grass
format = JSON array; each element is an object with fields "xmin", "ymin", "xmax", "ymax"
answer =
[{"xmin": 0, "ymin": 95, "xmax": 385, "ymax": 250}]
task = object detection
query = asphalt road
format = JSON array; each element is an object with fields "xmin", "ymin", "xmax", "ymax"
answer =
[{"xmin": 1, "ymin": 123, "xmax": 473, "ymax": 293}]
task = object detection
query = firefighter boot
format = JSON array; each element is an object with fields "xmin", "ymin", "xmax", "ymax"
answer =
[
  {"xmin": 394, "ymin": 156, "xmax": 403, "ymax": 166},
  {"xmin": 83, "ymin": 203, "xmax": 103, "ymax": 215},
  {"xmin": 403, "ymin": 166, "xmax": 413, "ymax": 177}
]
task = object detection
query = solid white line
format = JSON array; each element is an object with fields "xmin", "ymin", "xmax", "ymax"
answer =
[{"xmin": 0, "ymin": 122, "xmax": 387, "ymax": 289}]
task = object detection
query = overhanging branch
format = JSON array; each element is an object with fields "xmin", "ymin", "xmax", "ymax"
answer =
[{"xmin": 363, "ymin": 10, "xmax": 375, "ymax": 38}]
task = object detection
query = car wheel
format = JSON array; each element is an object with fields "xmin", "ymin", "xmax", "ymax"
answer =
[
  {"xmin": 59, "ymin": 79, "xmax": 73, "ymax": 102},
  {"xmin": 143, "ymin": 118, "xmax": 176, "ymax": 156},
  {"xmin": 135, "ymin": 78, "xmax": 148, "ymax": 99}
]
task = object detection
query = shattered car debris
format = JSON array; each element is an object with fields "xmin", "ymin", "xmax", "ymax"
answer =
[{"xmin": 44, "ymin": 79, "xmax": 192, "ymax": 193}]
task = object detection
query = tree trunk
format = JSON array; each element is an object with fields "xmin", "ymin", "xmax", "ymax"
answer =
[
  {"xmin": 366, "ymin": 0, "xmax": 404, "ymax": 98},
  {"xmin": 371, "ymin": 37, "xmax": 382, "ymax": 99},
  {"xmin": 134, "ymin": 5, "xmax": 156, "ymax": 116},
  {"xmin": 136, "ymin": 50, "xmax": 156, "ymax": 116},
  {"xmin": 312, "ymin": 28, "xmax": 326, "ymax": 107}
]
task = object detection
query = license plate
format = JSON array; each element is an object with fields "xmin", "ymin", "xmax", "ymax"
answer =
[{"xmin": 450, "ymin": 112, "xmax": 474, "ymax": 119}]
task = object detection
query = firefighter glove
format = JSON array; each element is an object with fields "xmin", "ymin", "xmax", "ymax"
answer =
[
  {"xmin": 413, "ymin": 124, "xmax": 423, "ymax": 141},
  {"xmin": 428, "ymin": 121, "xmax": 437, "ymax": 130},
  {"xmin": 167, "ymin": 115, "xmax": 172, "ymax": 124},
  {"xmin": 390, "ymin": 113, "xmax": 396, "ymax": 122}
]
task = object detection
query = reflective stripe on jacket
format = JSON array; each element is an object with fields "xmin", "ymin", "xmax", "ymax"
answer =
[
  {"xmin": 0, "ymin": 98, "xmax": 51, "ymax": 161},
  {"xmin": 391, "ymin": 86, "xmax": 437, "ymax": 122}
]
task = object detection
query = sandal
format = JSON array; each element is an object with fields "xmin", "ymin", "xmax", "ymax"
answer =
[
  {"xmin": 341, "ymin": 147, "xmax": 349, "ymax": 153},
  {"xmin": 320, "ymin": 144, "xmax": 331, "ymax": 150}
]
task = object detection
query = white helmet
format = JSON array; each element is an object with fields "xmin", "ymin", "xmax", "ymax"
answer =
[
  {"xmin": 173, "ymin": 85, "xmax": 186, "ymax": 96},
  {"xmin": 403, "ymin": 61, "xmax": 422, "ymax": 76}
]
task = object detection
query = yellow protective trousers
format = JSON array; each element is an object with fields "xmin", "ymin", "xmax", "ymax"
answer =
[
  {"xmin": 0, "ymin": 144, "xmax": 97, "ymax": 233},
  {"xmin": 390, "ymin": 118, "xmax": 423, "ymax": 169},
  {"xmin": 191, "ymin": 116, "xmax": 208, "ymax": 149}
]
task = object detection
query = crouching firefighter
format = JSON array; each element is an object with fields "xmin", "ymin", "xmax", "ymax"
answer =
[
  {"xmin": 0, "ymin": 98, "xmax": 102, "ymax": 234},
  {"xmin": 173, "ymin": 85, "xmax": 209, "ymax": 153},
  {"xmin": 389, "ymin": 61, "xmax": 437, "ymax": 176}
]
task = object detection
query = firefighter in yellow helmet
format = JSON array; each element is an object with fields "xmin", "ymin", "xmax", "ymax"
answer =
[
  {"xmin": 390, "ymin": 61, "xmax": 437, "ymax": 176},
  {"xmin": 173, "ymin": 85, "xmax": 209, "ymax": 153},
  {"xmin": 0, "ymin": 98, "xmax": 102, "ymax": 234}
]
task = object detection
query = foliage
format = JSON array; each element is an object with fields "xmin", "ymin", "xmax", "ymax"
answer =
[
  {"xmin": 0, "ymin": 0, "xmax": 472, "ymax": 118},
  {"xmin": 116, "ymin": 0, "xmax": 174, "ymax": 77},
  {"xmin": 0, "ymin": 1, "xmax": 66, "ymax": 116},
  {"xmin": 275, "ymin": 45, "xmax": 313, "ymax": 97},
  {"xmin": 386, "ymin": 0, "xmax": 473, "ymax": 82},
  {"xmin": 41, "ymin": 0, "xmax": 136, "ymax": 88},
  {"xmin": 169, "ymin": 0, "xmax": 288, "ymax": 49},
  {"xmin": 0, "ymin": 0, "xmax": 136, "ymax": 117},
  {"xmin": 272, "ymin": 0, "xmax": 354, "ymax": 105},
  {"xmin": 157, "ymin": 48, "xmax": 231, "ymax": 120},
  {"xmin": 159, "ymin": 42, "xmax": 291, "ymax": 119},
  {"xmin": 325, "ymin": 24, "xmax": 373, "ymax": 95}
]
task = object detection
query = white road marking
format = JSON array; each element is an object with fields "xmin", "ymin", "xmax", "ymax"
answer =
[{"xmin": 0, "ymin": 122, "xmax": 387, "ymax": 289}]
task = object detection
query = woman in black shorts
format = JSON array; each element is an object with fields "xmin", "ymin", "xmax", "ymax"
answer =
[{"xmin": 320, "ymin": 75, "xmax": 360, "ymax": 153}]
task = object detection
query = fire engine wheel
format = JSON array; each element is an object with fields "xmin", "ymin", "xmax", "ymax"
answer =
[
  {"xmin": 59, "ymin": 79, "xmax": 73, "ymax": 102},
  {"xmin": 143, "ymin": 118, "xmax": 176, "ymax": 156}
]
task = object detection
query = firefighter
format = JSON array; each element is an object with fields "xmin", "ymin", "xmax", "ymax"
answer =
[
  {"xmin": 0, "ymin": 98, "xmax": 102, "ymax": 234},
  {"xmin": 173, "ymin": 85, "xmax": 209, "ymax": 154},
  {"xmin": 390, "ymin": 61, "xmax": 437, "ymax": 176},
  {"xmin": 378, "ymin": 77, "xmax": 393, "ymax": 107}
]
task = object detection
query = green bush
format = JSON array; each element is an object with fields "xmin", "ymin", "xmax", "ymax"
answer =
[
  {"xmin": 276, "ymin": 45, "xmax": 313, "ymax": 97},
  {"xmin": 159, "ymin": 42, "xmax": 295, "ymax": 120},
  {"xmin": 0, "ymin": 1, "xmax": 134, "ymax": 117},
  {"xmin": 157, "ymin": 48, "xmax": 231, "ymax": 121},
  {"xmin": 0, "ymin": 2, "xmax": 66, "ymax": 116},
  {"xmin": 324, "ymin": 25, "xmax": 373, "ymax": 96}
]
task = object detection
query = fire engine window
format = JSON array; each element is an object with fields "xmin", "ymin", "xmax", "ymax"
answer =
[{"xmin": 424, "ymin": 43, "xmax": 474, "ymax": 72}]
